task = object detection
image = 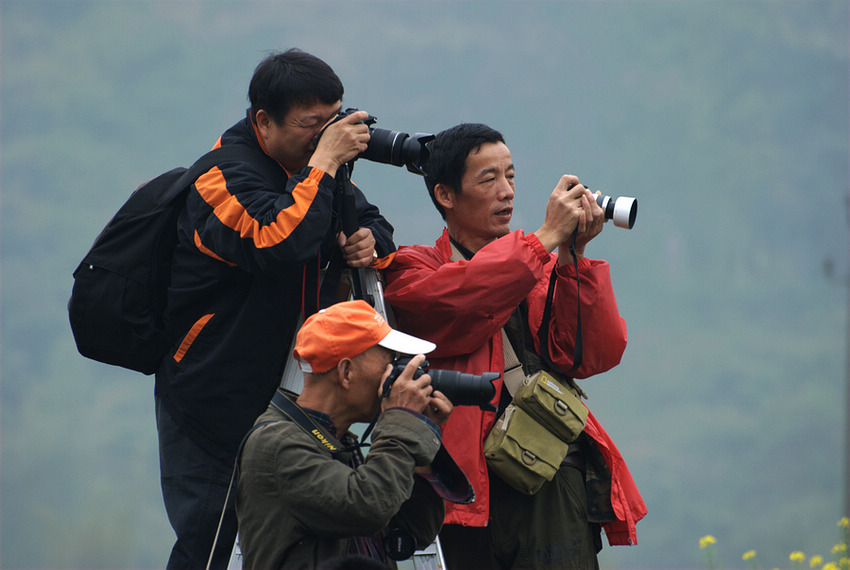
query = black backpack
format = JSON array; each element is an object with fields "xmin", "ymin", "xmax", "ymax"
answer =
[{"xmin": 68, "ymin": 145, "xmax": 268, "ymax": 375}]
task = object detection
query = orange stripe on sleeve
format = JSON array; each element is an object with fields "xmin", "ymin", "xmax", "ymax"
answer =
[
  {"xmin": 194, "ymin": 167, "xmax": 324, "ymax": 249},
  {"xmin": 173, "ymin": 314, "xmax": 214, "ymax": 363},
  {"xmin": 194, "ymin": 231, "xmax": 237, "ymax": 266}
]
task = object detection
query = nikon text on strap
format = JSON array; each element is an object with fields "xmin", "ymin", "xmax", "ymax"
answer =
[{"xmin": 269, "ymin": 388, "xmax": 348, "ymax": 455}]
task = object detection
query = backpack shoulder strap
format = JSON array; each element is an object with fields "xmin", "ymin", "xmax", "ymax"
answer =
[{"xmin": 161, "ymin": 144, "xmax": 281, "ymax": 206}]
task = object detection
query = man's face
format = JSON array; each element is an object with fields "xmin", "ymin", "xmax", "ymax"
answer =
[
  {"xmin": 347, "ymin": 346, "xmax": 395, "ymax": 421},
  {"xmin": 261, "ymin": 100, "xmax": 341, "ymax": 172},
  {"xmin": 445, "ymin": 141, "xmax": 516, "ymax": 252}
]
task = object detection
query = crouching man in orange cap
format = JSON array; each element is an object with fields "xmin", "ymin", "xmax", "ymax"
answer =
[{"xmin": 235, "ymin": 300, "xmax": 474, "ymax": 570}]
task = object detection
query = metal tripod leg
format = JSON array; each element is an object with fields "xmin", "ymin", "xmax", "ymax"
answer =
[
  {"xmin": 226, "ymin": 541, "xmax": 243, "ymax": 570},
  {"xmin": 279, "ymin": 314, "xmax": 304, "ymax": 394},
  {"xmin": 411, "ymin": 535, "xmax": 447, "ymax": 569}
]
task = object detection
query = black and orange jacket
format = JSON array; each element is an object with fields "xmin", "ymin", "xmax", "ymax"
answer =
[{"xmin": 155, "ymin": 113, "xmax": 395, "ymax": 461}]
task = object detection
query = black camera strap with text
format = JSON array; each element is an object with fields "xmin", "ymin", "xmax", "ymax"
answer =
[{"xmin": 269, "ymin": 388, "xmax": 350, "ymax": 456}]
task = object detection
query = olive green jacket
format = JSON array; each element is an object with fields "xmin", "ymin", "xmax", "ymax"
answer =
[{"xmin": 235, "ymin": 405, "xmax": 447, "ymax": 570}]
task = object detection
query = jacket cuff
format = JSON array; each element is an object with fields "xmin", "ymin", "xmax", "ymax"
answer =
[
  {"xmin": 379, "ymin": 408, "xmax": 442, "ymax": 464},
  {"xmin": 302, "ymin": 165, "xmax": 335, "ymax": 189},
  {"xmin": 371, "ymin": 251, "xmax": 397, "ymax": 270},
  {"xmin": 555, "ymin": 256, "xmax": 595, "ymax": 277},
  {"xmin": 383, "ymin": 409, "xmax": 475, "ymax": 504},
  {"xmin": 524, "ymin": 232, "xmax": 552, "ymax": 263}
]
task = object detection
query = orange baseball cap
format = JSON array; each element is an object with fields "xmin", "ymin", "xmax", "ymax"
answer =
[{"xmin": 293, "ymin": 300, "xmax": 436, "ymax": 373}]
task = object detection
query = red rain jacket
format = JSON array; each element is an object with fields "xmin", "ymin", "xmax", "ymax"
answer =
[{"xmin": 384, "ymin": 228, "xmax": 646, "ymax": 545}]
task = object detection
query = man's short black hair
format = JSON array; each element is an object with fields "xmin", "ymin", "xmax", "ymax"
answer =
[
  {"xmin": 423, "ymin": 123, "xmax": 505, "ymax": 220},
  {"xmin": 249, "ymin": 48, "xmax": 344, "ymax": 124}
]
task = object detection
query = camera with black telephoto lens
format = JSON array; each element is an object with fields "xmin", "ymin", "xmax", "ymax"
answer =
[
  {"xmin": 382, "ymin": 356, "xmax": 499, "ymax": 412},
  {"xmin": 319, "ymin": 108, "xmax": 434, "ymax": 176}
]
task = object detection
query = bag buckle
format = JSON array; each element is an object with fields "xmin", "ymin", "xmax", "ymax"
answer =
[
  {"xmin": 554, "ymin": 399, "xmax": 569, "ymax": 417},
  {"xmin": 521, "ymin": 450, "xmax": 537, "ymax": 466}
]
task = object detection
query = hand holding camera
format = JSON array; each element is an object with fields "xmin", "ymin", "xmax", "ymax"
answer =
[
  {"xmin": 382, "ymin": 356, "xmax": 499, "ymax": 413},
  {"xmin": 315, "ymin": 108, "xmax": 434, "ymax": 176},
  {"xmin": 309, "ymin": 109, "xmax": 372, "ymax": 175},
  {"xmin": 537, "ymin": 174, "xmax": 638, "ymax": 258},
  {"xmin": 536, "ymin": 175, "xmax": 595, "ymax": 252},
  {"xmin": 379, "ymin": 354, "xmax": 444, "ymax": 419}
]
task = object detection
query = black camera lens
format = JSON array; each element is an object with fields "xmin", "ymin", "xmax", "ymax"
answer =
[
  {"xmin": 384, "ymin": 356, "xmax": 498, "ymax": 412},
  {"xmin": 314, "ymin": 108, "xmax": 433, "ymax": 176},
  {"xmin": 429, "ymin": 369, "xmax": 499, "ymax": 412},
  {"xmin": 359, "ymin": 128, "xmax": 410, "ymax": 167},
  {"xmin": 360, "ymin": 127, "xmax": 433, "ymax": 176}
]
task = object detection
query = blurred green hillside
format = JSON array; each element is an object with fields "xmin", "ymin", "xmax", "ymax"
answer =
[{"xmin": 2, "ymin": 1, "xmax": 848, "ymax": 569}]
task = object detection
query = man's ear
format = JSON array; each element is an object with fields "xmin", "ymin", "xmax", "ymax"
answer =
[
  {"xmin": 254, "ymin": 109, "xmax": 273, "ymax": 137},
  {"xmin": 434, "ymin": 183, "xmax": 455, "ymax": 213},
  {"xmin": 336, "ymin": 358, "xmax": 352, "ymax": 390}
]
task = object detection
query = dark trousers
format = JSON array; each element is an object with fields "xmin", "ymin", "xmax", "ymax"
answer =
[
  {"xmin": 439, "ymin": 465, "xmax": 601, "ymax": 570},
  {"xmin": 156, "ymin": 397, "xmax": 238, "ymax": 570}
]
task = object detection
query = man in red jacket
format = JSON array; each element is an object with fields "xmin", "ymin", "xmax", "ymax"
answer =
[{"xmin": 383, "ymin": 123, "xmax": 646, "ymax": 569}]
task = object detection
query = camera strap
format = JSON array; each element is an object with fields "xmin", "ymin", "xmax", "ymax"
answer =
[
  {"xmin": 270, "ymin": 388, "xmax": 352, "ymax": 456},
  {"xmin": 448, "ymin": 232, "xmax": 582, "ymax": 382},
  {"xmin": 501, "ymin": 329, "xmax": 525, "ymax": 397},
  {"xmin": 447, "ymin": 238, "xmax": 525, "ymax": 403},
  {"xmin": 539, "ymin": 229, "xmax": 583, "ymax": 376}
]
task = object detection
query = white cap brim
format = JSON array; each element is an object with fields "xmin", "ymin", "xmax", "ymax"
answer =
[{"xmin": 378, "ymin": 329, "xmax": 436, "ymax": 356}]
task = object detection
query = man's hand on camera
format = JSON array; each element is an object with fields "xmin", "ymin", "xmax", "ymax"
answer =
[
  {"xmin": 535, "ymin": 175, "xmax": 587, "ymax": 252},
  {"xmin": 412, "ymin": 390, "xmax": 452, "ymax": 476},
  {"xmin": 337, "ymin": 228, "xmax": 377, "ymax": 268},
  {"xmin": 533, "ymin": 174, "xmax": 606, "ymax": 264},
  {"xmin": 421, "ymin": 390, "xmax": 452, "ymax": 428},
  {"xmin": 571, "ymin": 189, "xmax": 605, "ymax": 260},
  {"xmin": 379, "ymin": 354, "xmax": 435, "ymax": 416},
  {"xmin": 308, "ymin": 110, "xmax": 371, "ymax": 177}
]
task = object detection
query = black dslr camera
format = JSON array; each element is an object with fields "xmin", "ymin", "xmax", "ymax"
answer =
[
  {"xmin": 382, "ymin": 355, "xmax": 499, "ymax": 412},
  {"xmin": 320, "ymin": 108, "xmax": 434, "ymax": 176}
]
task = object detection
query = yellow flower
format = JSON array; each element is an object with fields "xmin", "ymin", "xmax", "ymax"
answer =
[
  {"xmin": 823, "ymin": 563, "xmax": 838, "ymax": 570},
  {"xmin": 838, "ymin": 517, "xmax": 850, "ymax": 528},
  {"xmin": 834, "ymin": 543, "xmax": 848, "ymax": 555},
  {"xmin": 790, "ymin": 551, "xmax": 806, "ymax": 563},
  {"xmin": 810, "ymin": 555, "xmax": 824, "ymax": 567},
  {"xmin": 700, "ymin": 535, "xmax": 717, "ymax": 549},
  {"xmin": 743, "ymin": 550, "xmax": 757, "ymax": 561}
]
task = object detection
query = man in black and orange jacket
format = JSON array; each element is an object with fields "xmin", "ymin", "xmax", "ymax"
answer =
[{"xmin": 154, "ymin": 49, "xmax": 394, "ymax": 570}]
